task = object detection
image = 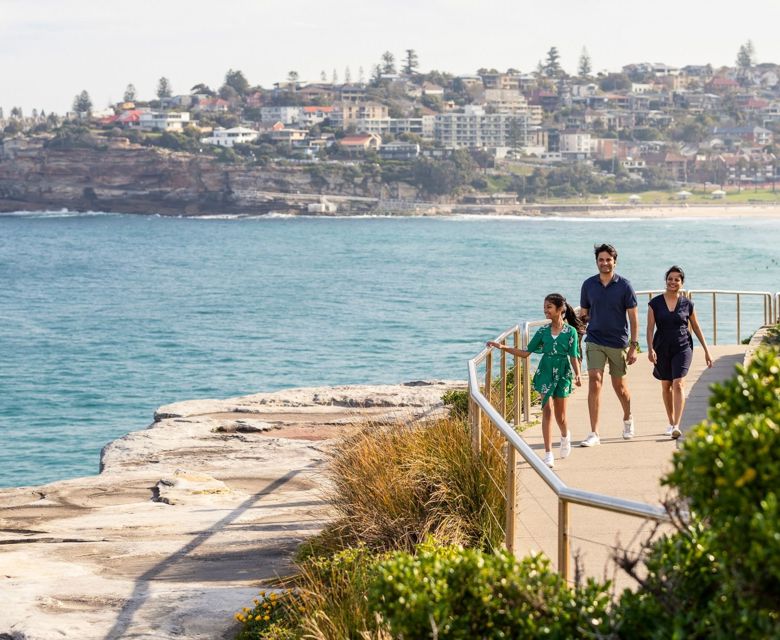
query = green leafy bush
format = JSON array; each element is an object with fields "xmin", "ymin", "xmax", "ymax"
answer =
[
  {"xmin": 614, "ymin": 348, "xmax": 780, "ymax": 638},
  {"xmin": 442, "ymin": 388, "xmax": 468, "ymax": 419},
  {"xmin": 369, "ymin": 540, "xmax": 611, "ymax": 639}
]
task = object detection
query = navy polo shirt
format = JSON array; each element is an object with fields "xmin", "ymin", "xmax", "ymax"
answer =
[{"xmin": 580, "ymin": 273, "xmax": 637, "ymax": 348}]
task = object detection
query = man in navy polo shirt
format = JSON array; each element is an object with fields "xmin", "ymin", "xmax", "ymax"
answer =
[{"xmin": 578, "ymin": 243, "xmax": 639, "ymax": 447}]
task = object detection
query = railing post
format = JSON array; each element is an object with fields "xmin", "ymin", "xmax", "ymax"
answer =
[
  {"xmin": 736, "ymin": 294, "xmax": 741, "ymax": 343},
  {"xmin": 558, "ymin": 499, "xmax": 570, "ymax": 582},
  {"xmin": 522, "ymin": 324, "xmax": 532, "ymax": 422},
  {"xmin": 505, "ymin": 447, "xmax": 519, "ymax": 556},
  {"xmin": 469, "ymin": 395, "xmax": 481, "ymax": 454},
  {"xmin": 484, "ymin": 351, "xmax": 493, "ymax": 444},
  {"xmin": 712, "ymin": 292, "xmax": 718, "ymax": 345},
  {"xmin": 500, "ymin": 342, "xmax": 507, "ymax": 420},
  {"xmin": 513, "ymin": 329, "xmax": 521, "ymax": 427}
]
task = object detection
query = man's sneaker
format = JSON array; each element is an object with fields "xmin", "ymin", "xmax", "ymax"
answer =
[
  {"xmin": 559, "ymin": 434, "xmax": 572, "ymax": 459},
  {"xmin": 671, "ymin": 425, "xmax": 682, "ymax": 439},
  {"xmin": 543, "ymin": 451, "xmax": 555, "ymax": 468},
  {"xmin": 665, "ymin": 425, "xmax": 675, "ymax": 437},
  {"xmin": 623, "ymin": 415, "xmax": 635, "ymax": 440},
  {"xmin": 580, "ymin": 432, "xmax": 600, "ymax": 447}
]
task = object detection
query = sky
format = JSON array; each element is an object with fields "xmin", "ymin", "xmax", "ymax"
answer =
[{"xmin": 2, "ymin": 0, "xmax": 780, "ymax": 116}]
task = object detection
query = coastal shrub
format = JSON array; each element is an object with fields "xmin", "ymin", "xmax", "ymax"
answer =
[
  {"xmin": 44, "ymin": 124, "xmax": 102, "ymax": 150},
  {"xmin": 235, "ymin": 546, "xmax": 391, "ymax": 639},
  {"xmin": 442, "ymin": 388, "xmax": 468, "ymax": 418},
  {"xmin": 612, "ymin": 348, "xmax": 780, "ymax": 638},
  {"xmin": 235, "ymin": 541, "xmax": 611, "ymax": 640},
  {"xmin": 301, "ymin": 415, "xmax": 506, "ymax": 556},
  {"xmin": 368, "ymin": 540, "xmax": 612, "ymax": 639}
]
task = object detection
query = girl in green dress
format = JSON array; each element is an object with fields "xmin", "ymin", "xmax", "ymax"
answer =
[{"xmin": 488, "ymin": 293, "xmax": 584, "ymax": 468}]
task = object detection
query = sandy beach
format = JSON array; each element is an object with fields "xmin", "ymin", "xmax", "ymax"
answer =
[{"xmin": 448, "ymin": 202, "xmax": 780, "ymax": 220}]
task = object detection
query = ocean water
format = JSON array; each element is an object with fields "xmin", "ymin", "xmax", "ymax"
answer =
[{"xmin": 1, "ymin": 211, "xmax": 778, "ymax": 488}]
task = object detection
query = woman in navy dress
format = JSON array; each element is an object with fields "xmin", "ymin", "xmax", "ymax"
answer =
[{"xmin": 646, "ymin": 266, "xmax": 712, "ymax": 439}]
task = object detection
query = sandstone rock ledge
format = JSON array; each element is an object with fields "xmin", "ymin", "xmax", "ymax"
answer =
[{"xmin": 0, "ymin": 380, "xmax": 462, "ymax": 640}]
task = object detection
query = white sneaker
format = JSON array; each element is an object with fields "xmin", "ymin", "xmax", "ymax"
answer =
[
  {"xmin": 671, "ymin": 426, "xmax": 682, "ymax": 439},
  {"xmin": 623, "ymin": 415, "xmax": 635, "ymax": 440},
  {"xmin": 580, "ymin": 432, "xmax": 600, "ymax": 447},
  {"xmin": 559, "ymin": 435, "xmax": 571, "ymax": 458},
  {"xmin": 665, "ymin": 425, "xmax": 675, "ymax": 437},
  {"xmin": 543, "ymin": 451, "xmax": 555, "ymax": 468}
]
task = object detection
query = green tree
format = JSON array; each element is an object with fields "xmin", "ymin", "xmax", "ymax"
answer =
[
  {"xmin": 123, "ymin": 83, "xmax": 137, "ymax": 102},
  {"xmin": 224, "ymin": 69, "xmax": 250, "ymax": 95},
  {"xmin": 736, "ymin": 39, "xmax": 755, "ymax": 71},
  {"xmin": 156, "ymin": 77, "xmax": 172, "ymax": 99},
  {"xmin": 72, "ymin": 90, "xmax": 92, "ymax": 115},
  {"xmin": 287, "ymin": 70, "xmax": 299, "ymax": 85},
  {"xmin": 578, "ymin": 47, "xmax": 592, "ymax": 77},
  {"xmin": 402, "ymin": 49, "xmax": 419, "ymax": 75},
  {"xmin": 381, "ymin": 51, "xmax": 396, "ymax": 75},
  {"xmin": 544, "ymin": 46, "xmax": 562, "ymax": 77},
  {"xmin": 598, "ymin": 73, "xmax": 631, "ymax": 92},
  {"xmin": 219, "ymin": 84, "xmax": 239, "ymax": 101},
  {"xmin": 190, "ymin": 83, "xmax": 215, "ymax": 96},
  {"xmin": 344, "ymin": 66, "xmax": 352, "ymax": 83}
]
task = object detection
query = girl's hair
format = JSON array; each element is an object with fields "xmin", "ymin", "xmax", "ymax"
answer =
[
  {"xmin": 545, "ymin": 293, "xmax": 585, "ymax": 353},
  {"xmin": 665, "ymin": 264, "xmax": 685, "ymax": 283}
]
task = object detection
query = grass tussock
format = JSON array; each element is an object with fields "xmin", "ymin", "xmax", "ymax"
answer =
[{"xmin": 301, "ymin": 415, "xmax": 507, "ymax": 557}]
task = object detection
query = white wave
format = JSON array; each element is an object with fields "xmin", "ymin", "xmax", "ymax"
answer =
[{"xmin": 0, "ymin": 210, "xmax": 121, "ymax": 219}]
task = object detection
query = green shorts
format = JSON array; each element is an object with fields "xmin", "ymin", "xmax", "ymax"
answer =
[{"xmin": 586, "ymin": 342, "xmax": 628, "ymax": 377}]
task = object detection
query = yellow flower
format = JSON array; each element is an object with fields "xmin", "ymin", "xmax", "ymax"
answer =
[
  {"xmin": 735, "ymin": 467, "xmax": 757, "ymax": 487},
  {"xmin": 264, "ymin": 615, "xmax": 270, "ymax": 621}
]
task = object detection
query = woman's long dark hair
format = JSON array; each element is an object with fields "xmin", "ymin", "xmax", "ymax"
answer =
[{"xmin": 545, "ymin": 293, "xmax": 585, "ymax": 355}]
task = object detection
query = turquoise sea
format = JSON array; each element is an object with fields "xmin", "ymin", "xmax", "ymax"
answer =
[{"xmin": 1, "ymin": 211, "xmax": 778, "ymax": 488}]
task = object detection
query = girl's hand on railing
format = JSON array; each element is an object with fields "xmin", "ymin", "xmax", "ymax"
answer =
[{"xmin": 486, "ymin": 341, "xmax": 501, "ymax": 349}]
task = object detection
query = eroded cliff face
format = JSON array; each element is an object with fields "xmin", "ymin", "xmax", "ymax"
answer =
[{"xmin": 0, "ymin": 137, "xmax": 420, "ymax": 215}]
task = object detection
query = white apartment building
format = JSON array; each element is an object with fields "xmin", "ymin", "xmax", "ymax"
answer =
[
  {"xmin": 200, "ymin": 126, "xmax": 259, "ymax": 147},
  {"xmin": 138, "ymin": 111, "xmax": 190, "ymax": 132},
  {"xmin": 559, "ymin": 131, "xmax": 592, "ymax": 159},
  {"xmin": 350, "ymin": 116, "xmax": 434, "ymax": 139},
  {"xmin": 259, "ymin": 106, "xmax": 303, "ymax": 125},
  {"xmin": 433, "ymin": 106, "xmax": 529, "ymax": 149}
]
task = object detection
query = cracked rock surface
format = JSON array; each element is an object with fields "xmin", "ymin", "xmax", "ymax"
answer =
[{"xmin": 0, "ymin": 380, "xmax": 460, "ymax": 640}]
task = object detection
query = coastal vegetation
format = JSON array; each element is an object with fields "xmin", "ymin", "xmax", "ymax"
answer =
[{"xmin": 234, "ymin": 337, "xmax": 780, "ymax": 638}]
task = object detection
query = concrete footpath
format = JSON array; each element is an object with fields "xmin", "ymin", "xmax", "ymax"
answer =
[{"xmin": 514, "ymin": 344, "xmax": 746, "ymax": 589}]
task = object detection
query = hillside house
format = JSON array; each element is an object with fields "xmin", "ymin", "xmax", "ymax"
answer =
[
  {"xmin": 138, "ymin": 111, "xmax": 191, "ymax": 132},
  {"xmin": 200, "ymin": 126, "xmax": 259, "ymax": 147},
  {"xmin": 338, "ymin": 133, "xmax": 382, "ymax": 154}
]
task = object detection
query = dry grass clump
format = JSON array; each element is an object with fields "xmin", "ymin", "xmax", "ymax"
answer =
[{"xmin": 304, "ymin": 415, "xmax": 506, "ymax": 556}]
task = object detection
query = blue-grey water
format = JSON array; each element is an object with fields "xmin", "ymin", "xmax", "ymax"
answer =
[{"xmin": 1, "ymin": 211, "xmax": 778, "ymax": 488}]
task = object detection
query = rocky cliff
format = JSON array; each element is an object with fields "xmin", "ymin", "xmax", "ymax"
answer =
[
  {"xmin": 0, "ymin": 380, "xmax": 461, "ymax": 640},
  {"xmin": 0, "ymin": 137, "xmax": 422, "ymax": 216}
]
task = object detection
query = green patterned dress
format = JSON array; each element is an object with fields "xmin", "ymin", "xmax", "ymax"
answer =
[{"xmin": 527, "ymin": 323, "xmax": 580, "ymax": 406}]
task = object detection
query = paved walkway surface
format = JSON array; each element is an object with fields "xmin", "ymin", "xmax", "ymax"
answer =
[{"xmin": 513, "ymin": 344, "xmax": 746, "ymax": 590}]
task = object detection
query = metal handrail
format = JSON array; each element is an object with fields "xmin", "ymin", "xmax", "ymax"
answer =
[
  {"xmin": 469, "ymin": 288, "xmax": 778, "ymax": 582},
  {"xmin": 468, "ymin": 358, "xmax": 669, "ymax": 580}
]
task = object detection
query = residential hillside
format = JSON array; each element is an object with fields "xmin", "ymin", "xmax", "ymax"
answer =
[
  {"xmin": 0, "ymin": 137, "xmax": 421, "ymax": 215},
  {"xmin": 2, "ymin": 53, "xmax": 779, "ymax": 209}
]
